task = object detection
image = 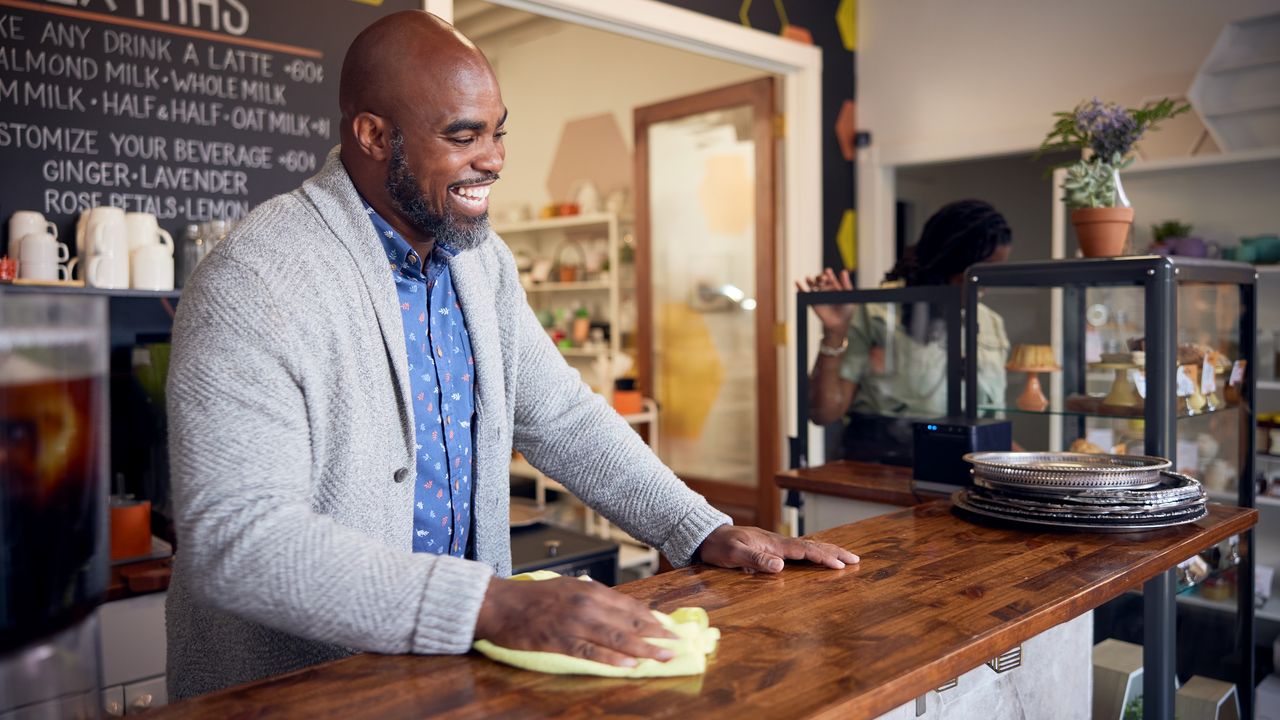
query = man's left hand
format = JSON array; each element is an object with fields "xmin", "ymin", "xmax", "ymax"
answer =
[{"xmin": 696, "ymin": 525, "xmax": 859, "ymax": 574}]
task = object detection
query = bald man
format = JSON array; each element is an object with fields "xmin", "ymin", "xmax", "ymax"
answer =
[{"xmin": 165, "ymin": 11, "xmax": 857, "ymax": 699}]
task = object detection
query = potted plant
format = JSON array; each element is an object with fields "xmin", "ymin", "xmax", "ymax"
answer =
[
  {"xmin": 1148, "ymin": 219, "xmax": 1214, "ymax": 257},
  {"xmin": 1039, "ymin": 98, "xmax": 1189, "ymax": 257}
]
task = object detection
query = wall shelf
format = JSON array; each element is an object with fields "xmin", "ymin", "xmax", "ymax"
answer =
[
  {"xmin": 493, "ymin": 212, "xmax": 623, "ymax": 235},
  {"xmin": 1121, "ymin": 146, "xmax": 1280, "ymax": 175}
]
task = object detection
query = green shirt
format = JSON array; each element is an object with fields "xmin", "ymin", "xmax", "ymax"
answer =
[{"xmin": 838, "ymin": 300, "xmax": 1009, "ymax": 417}]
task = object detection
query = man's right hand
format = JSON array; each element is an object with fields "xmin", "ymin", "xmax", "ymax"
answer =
[
  {"xmin": 796, "ymin": 267, "xmax": 855, "ymax": 337},
  {"xmin": 473, "ymin": 576, "xmax": 676, "ymax": 667}
]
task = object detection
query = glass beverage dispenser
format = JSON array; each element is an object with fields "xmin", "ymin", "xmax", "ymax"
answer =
[{"xmin": 0, "ymin": 292, "xmax": 109, "ymax": 718}]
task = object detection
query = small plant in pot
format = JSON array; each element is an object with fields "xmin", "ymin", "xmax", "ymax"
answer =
[
  {"xmin": 1039, "ymin": 97, "xmax": 1189, "ymax": 257},
  {"xmin": 1148, "ymin": 219, "xmax": 1214, "ymax": 257}
]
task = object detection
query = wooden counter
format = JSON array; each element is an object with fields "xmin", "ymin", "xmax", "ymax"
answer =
[
  {"xmin": 151, "ymin": 502, "xmax": 1256, "ymax": 720},
  {"xmin": 775, "ymin": 460, "xmax": 947, "ymax": 506}
]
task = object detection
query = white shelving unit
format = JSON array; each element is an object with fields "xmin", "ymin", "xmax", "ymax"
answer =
[
  {"xmin": 493, "ymin": 212, "xmax": 628, "ymax": 403},
  {"xmin": 496, "ymin": 213, "xmax": 660, "ymax": 579}
]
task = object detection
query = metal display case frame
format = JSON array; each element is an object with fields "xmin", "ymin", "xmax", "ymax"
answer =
[{"xmin": 963, "ymin": 255, "xmax": 1257, "ymax": 720}]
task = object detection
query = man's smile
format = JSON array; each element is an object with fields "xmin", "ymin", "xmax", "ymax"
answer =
[{"xmin": 449, "ymin": 179, "xmax": 495, "ymax": 216}]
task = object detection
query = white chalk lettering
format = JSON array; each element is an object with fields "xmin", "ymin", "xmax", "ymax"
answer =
[
  {"xmin": 206, "ymin": 46, "xmax": 271, "ymax": 76},
  {"xmin": 0, "ymin": 48, "xmax": 100, "ymax": 81},
  {"xmin": 39, "ymin": 20, "xmax": 89, "ymax": 49},
  {"xmin": 0, "ymin": 122, "xmax": 99, "ymax": 154},
  {"xmin": 105, "ymin": 60, "xmax": 160, "ymax": 89},
  {"xmin": 101, "ymin": 90, "xmax": 156, "ymax": 118},
  {"xmin": 172, "ymin": 137, "xmax": 272, "ymax": 169},
  {"xmin": 109, "ymin": 132, "xmax": 167, "ymax": 160},
  {"xmin": 139, "ymin": 165, "xmax": 248, "ymax": 195},
  {"xmin": 0, "ymin": 14, "xmax": 24, "ymax": 41},
  {"xmin": 22, "ymin": 81, "xmax": 84, "ymax": 111},
  {"xmin": 42, "ymin": 159, "xmax": 131, "ymax": 188},
  {"xmin": 45, "ymin": 189, "xmax": 105, "ymax": 215},
  {"xmin": 103, "ymin": 29, "xmax": 171, "ymax": 61}
]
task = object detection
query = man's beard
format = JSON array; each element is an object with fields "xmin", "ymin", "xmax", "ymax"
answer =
[{"xmin": 386, "ymin": 126, "xmax": 493, "ymax": 251}]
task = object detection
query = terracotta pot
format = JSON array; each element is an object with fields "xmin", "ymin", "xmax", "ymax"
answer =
[{"xmin": 1072, "ymin": 207, "xmax": 1134, "ymax": 258}]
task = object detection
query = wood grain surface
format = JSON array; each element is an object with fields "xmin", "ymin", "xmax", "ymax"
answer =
[
  {"xmin": 775, "ymin": 460, "xmax": 949, "ymax": 506},
  {"xmin": 151, "ymin": 502, "xmax": 1255, "ymax": 720}
]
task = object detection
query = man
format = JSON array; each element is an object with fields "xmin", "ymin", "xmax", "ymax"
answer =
[{"xmin": 166, "ymin": 10, "xmax": 857, "ymax": 699}]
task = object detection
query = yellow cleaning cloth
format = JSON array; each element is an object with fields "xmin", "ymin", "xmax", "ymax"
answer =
[{"xmin": 472, "ymin": 571, "xmax": 719, "ymax": 677}]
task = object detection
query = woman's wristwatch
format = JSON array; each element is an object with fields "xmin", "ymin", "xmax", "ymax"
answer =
[{"xmin": 817, "ymin": 335, "xmax": 848, "ymax": 357}]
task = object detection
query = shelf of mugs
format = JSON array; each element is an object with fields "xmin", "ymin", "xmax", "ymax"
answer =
[{"xmin": 0, "ymin": 282, "xmax": 180, "ymax": 300}]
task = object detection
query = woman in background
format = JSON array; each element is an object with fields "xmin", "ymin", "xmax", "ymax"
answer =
[{"xmin": 799, "ymin": 200, "xmax": 1013, "ymax": 464}]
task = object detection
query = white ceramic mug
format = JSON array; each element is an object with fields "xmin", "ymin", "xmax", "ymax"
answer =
[
  {"xmin": 81, "ymin": 214, "xmax": 130, "ymax": 289},
  {"xmin": 66, "ymin": 255, "xmax": 103, "ymax": 285},
  {"xmin": 18, "ymin": 230, "xmax": 70, "ymax": 266},
  {"xmin": 124, "ymin": 212, "xmax": 174, "ymax": 256},
  {"xmin": 81, "ymin": 206, "xmax": 126, "ymax": 260},
  {"xmin": 19, "ymin": 261, "xmax": 70, "ymax": 282},
  {"xmin": 130, "ymin": 243, "xmax": 174, "ymax": 291},
  {"xmin": 9, "ymin": 210, "xmax": 58, "ymax": 259}
]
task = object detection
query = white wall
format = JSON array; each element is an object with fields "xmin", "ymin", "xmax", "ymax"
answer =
[
  {"xmin": 856, "ymin": 0, "xmax": 1280, "ymax": 284},
  {"xmin": 857, "ymin": 0, "xmax": 1280, "ymax": 166},
  {"xmin": 475, "ymin": 20, "xmax": 766, "ymax": 218}
]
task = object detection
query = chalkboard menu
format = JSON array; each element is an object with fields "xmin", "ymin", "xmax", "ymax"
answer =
[{"xmin": 0, "ymin": 0, "xmax": 421, "ymax": 252}]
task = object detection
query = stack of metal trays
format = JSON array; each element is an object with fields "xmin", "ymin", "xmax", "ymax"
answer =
[{"xmin": 952, "ymin": 452, "xmax": 1207, "ymax": 531}]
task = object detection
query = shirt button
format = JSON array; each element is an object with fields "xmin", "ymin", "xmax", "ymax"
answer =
[{"xmin": 394, "ymin": 467, "xmax": 411, "ymax": 483}]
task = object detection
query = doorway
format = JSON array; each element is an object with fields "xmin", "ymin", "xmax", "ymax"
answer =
[{"xmin": 635, "ymin": 78, "xmax": 779, "ymax": 529}]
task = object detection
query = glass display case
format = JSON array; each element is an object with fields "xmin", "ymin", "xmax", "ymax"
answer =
[{"xmin": 964, "ymin": 256, "xmax": 1257, "ymax": 718}]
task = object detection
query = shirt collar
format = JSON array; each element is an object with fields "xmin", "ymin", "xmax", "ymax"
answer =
[{"xmin": 360, "ymin": 199, "xmax": 458, "ymax": 278}]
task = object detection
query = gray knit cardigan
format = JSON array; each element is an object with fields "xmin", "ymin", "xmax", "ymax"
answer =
[{"xmin": 164, "ymin": 149, "xmax": 730, "ymax": 699}]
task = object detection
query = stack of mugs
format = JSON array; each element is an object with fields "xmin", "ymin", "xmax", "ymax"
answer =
[
  {"xmin": 8, "ymin": 208, "xmax": 176, "ymax": 290},
  {"xmin": 9, "ymin": 211, "xmax": 68, "ymax": 282}
]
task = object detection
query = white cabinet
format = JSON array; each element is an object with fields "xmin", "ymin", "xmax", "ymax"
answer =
[{"xmin": 99, "ymin": 592, "xmax": 167, "ymax": 714}]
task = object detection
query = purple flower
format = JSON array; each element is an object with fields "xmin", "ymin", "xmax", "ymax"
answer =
[{"xmin": 1073, "ymin": 98, "xmax": 1144, "ymax": 159}]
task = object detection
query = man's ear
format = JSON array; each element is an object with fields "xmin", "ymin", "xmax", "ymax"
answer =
[{"xmin": 351, "ymin": 112, "xmax": 392, "ymax": 163}]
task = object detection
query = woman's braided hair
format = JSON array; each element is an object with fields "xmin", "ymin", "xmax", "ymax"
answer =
[{"xmin": 886, "ymin": 200, "xmax": 1012, "ymax": 286}]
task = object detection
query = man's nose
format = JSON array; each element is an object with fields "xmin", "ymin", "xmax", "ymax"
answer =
[{"xmin": 474, "ymin": 141, "xmax": 503, "ymax": 174}]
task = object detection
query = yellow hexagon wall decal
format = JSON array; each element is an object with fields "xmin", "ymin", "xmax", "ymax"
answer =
[
  {"xmin": 836, "ymin": 0, "xmax": 857, "ymax": 51},
  {"xmin": 837, "ymin": 209, "xmax": 856, "ymax": 271},
  {"xmin": 698, "ymin": 154, "xmax": 755, "ymax": 238},
  {"xmin": 657, "ymin": 302, "xmax": 723, "ymax": 439}
]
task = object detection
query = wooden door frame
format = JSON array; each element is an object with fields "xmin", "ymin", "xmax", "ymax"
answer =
[{"xmin": 634, "ymin": 77, "xmax": 779, "ymax": 532}]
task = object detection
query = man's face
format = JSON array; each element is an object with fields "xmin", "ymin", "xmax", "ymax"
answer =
[{"xmin": 386, "ymin": 60, "xmax": 506, "ymax": 250}]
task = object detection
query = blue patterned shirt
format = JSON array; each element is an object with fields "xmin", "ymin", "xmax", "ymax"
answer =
[{"xmin": 363, "ymin": 203, "xmax": 475, "ymax": 557}]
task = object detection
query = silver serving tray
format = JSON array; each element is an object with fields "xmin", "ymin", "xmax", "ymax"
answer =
[
  {"xmin": 952, "ymin": 490, "xmax": 1208, "ymax": 532},
  {"xmin": 964, "ymin": 451, "xmax": 1170, "ymax": 490},
  {"xmin": 973, "ymin": 471, "xmax": 1204, "ymax": 504}
]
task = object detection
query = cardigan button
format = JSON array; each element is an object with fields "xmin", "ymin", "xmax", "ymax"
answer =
[{"xmin": 394, "ymin": 467, "xmax": 411, "ymax": 483}]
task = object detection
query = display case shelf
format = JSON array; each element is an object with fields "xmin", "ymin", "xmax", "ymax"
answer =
[{"xmin": 979, "ymin": 403, "xmax": 1243, "ymax": 421}]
